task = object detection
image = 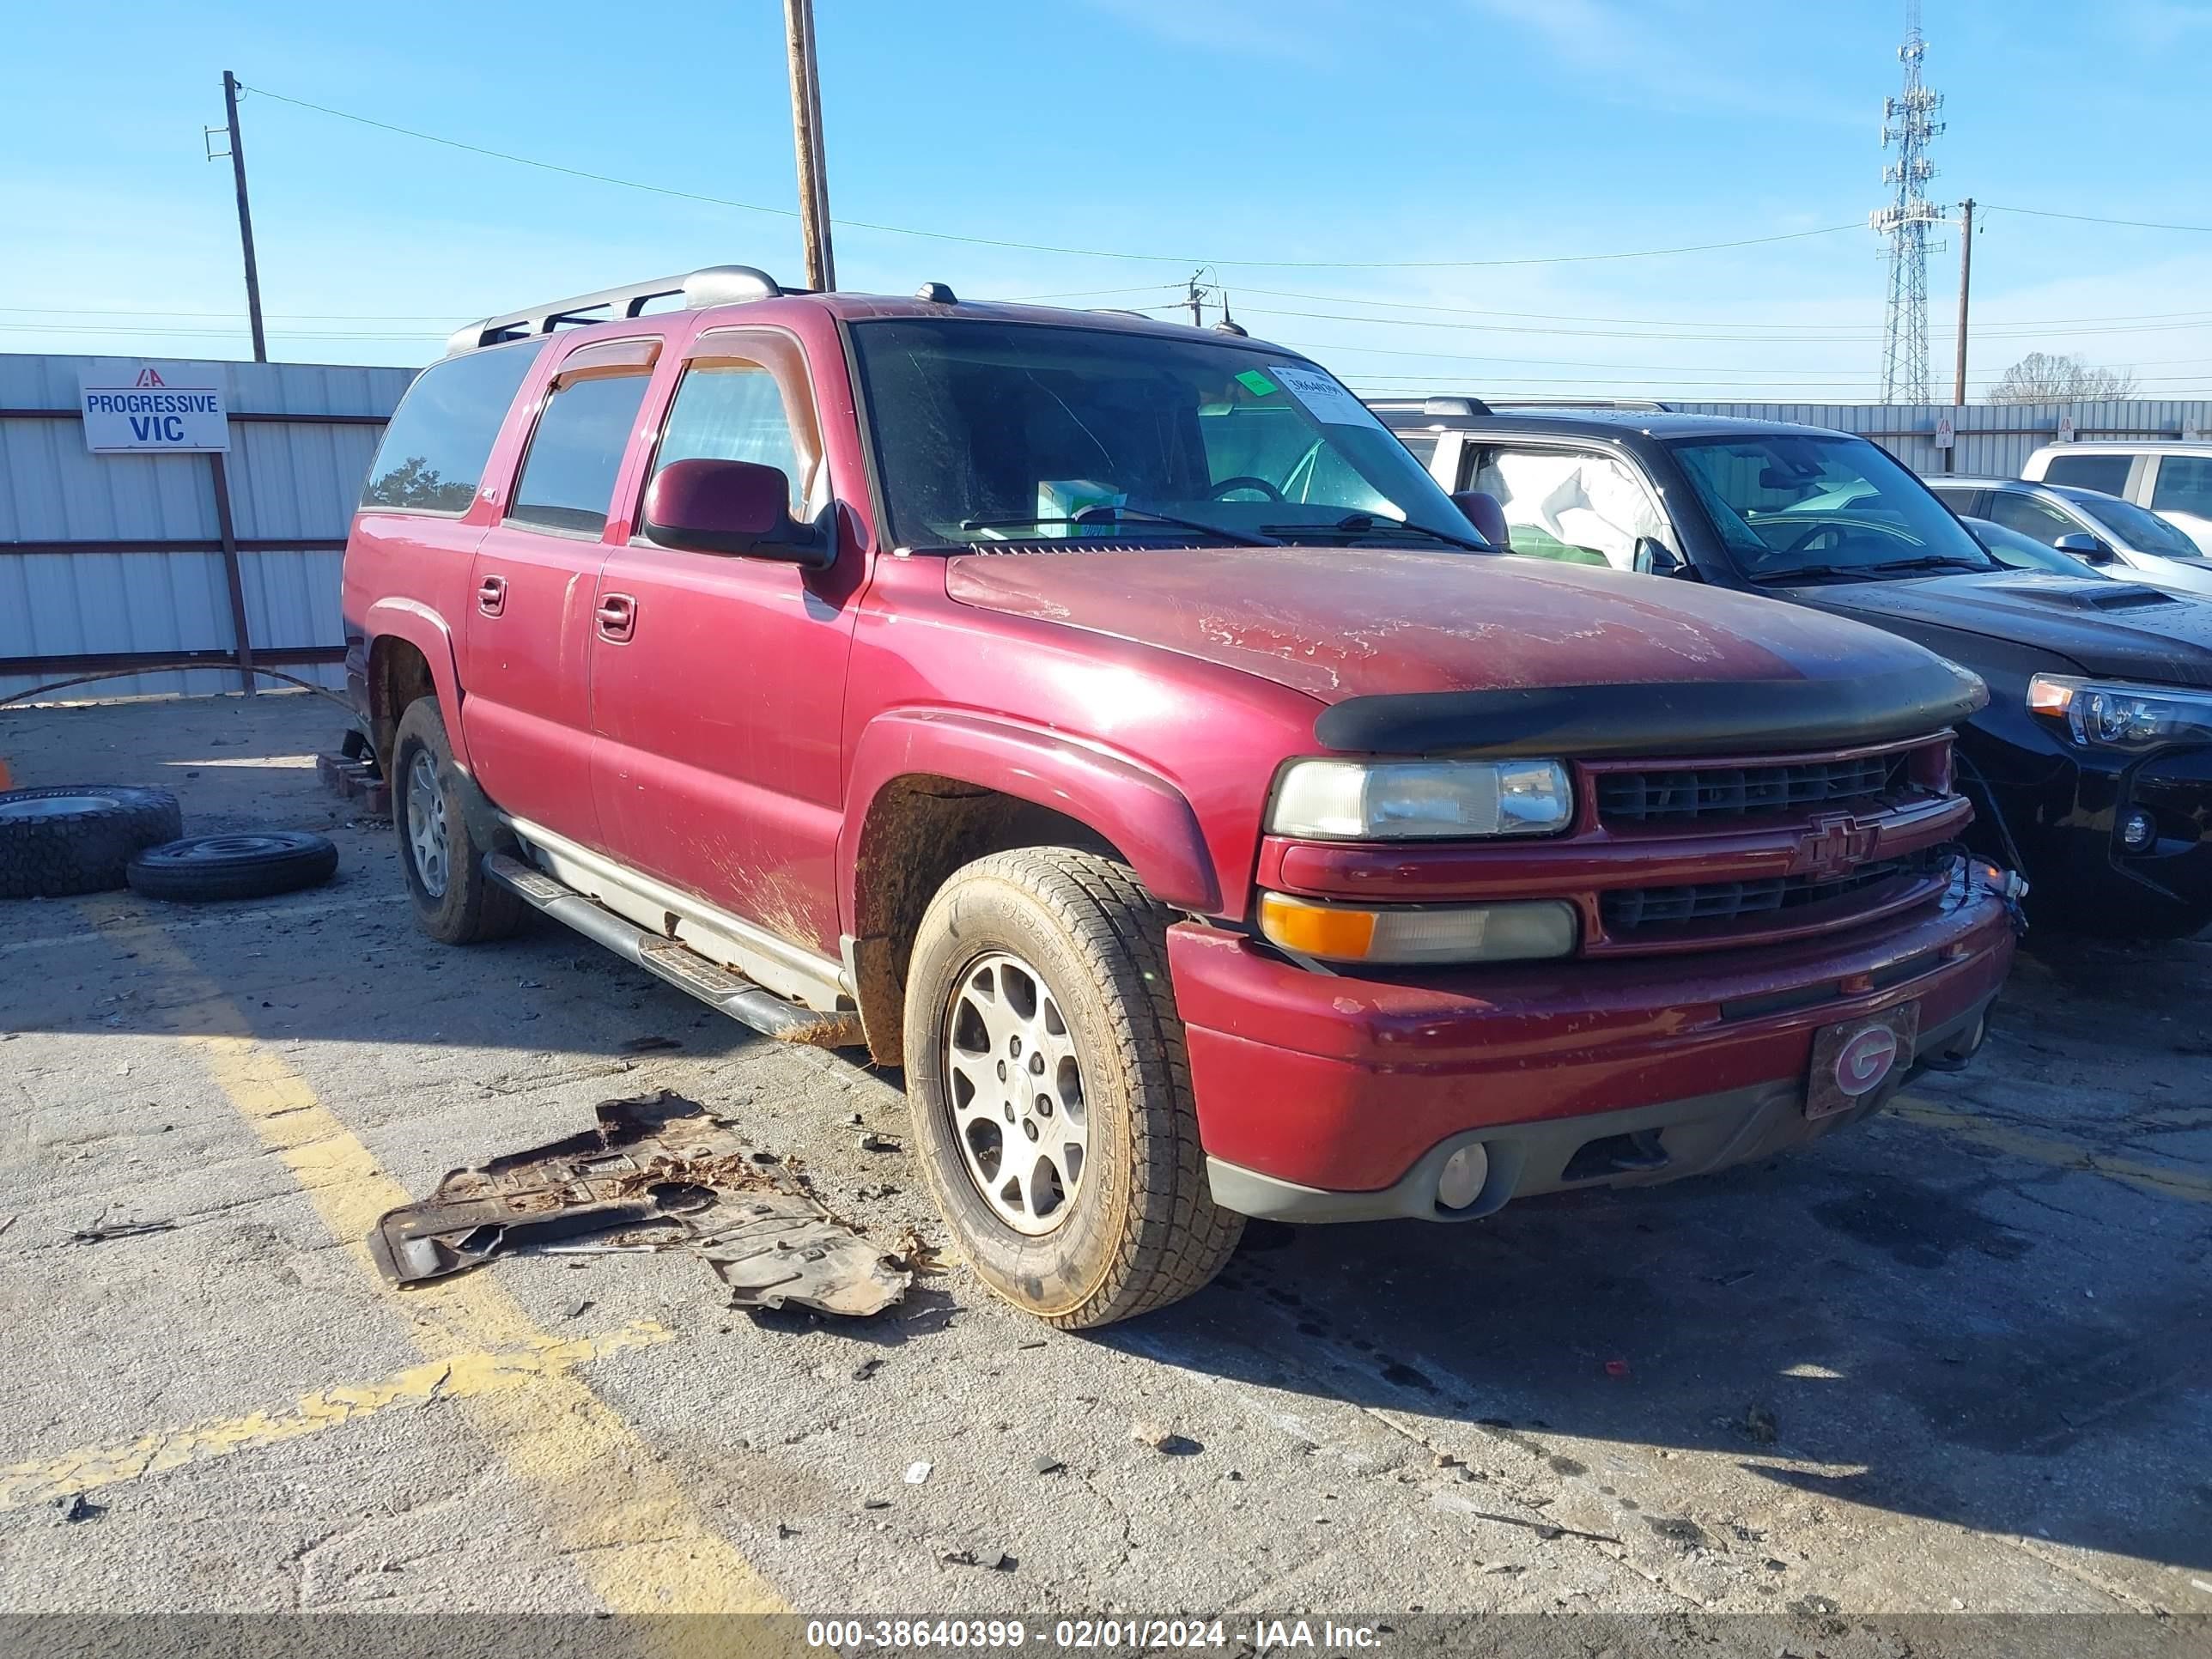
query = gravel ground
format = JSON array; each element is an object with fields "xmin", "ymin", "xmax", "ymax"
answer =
[{"xmin": 0, "ymin": 692, "xmax": 2206, "ymax": 1630}]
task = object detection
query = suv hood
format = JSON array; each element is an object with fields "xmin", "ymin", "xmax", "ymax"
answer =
[
  {"xmin": 945, "ymin": 544, "xmax": 1942, "ymax": 701},
  {"xmin": 1790, "ymin": 571, "xmax": 2212, "ymax": 690}
]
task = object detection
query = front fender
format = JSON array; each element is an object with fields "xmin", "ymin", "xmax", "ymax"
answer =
[
  {"xmin": 362, "ymin": 598, "xmax": 471, "ymax": 770},
  {"xmin": 840, "ymin": 708, "xmax": 1220, "ymax": 931}
]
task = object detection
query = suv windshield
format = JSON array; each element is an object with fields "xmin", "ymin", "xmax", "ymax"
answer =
[
  {"xmin": 848, "ymin": 319, "xmax": 1480, "ymax": 551},
  {"xmin": 1671, "ymin": 433, "xmax": 1996, "ymax": 581},
  {"xmin": 2070, "ymin": 493, "xmax": 2209, "ymax": 562}
]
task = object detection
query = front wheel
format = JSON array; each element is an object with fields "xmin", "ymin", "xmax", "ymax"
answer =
[
  {"xmin": 902, "ymin": 848, "xmax": 1243, "ymax": 1328},
  {"xmin": 390, "ymin": 698, "xmax": 522, "ymax": 945}
]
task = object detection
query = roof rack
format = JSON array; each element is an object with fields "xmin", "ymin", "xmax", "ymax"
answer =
[
  {"xmin": 1363, "ymin": 396, "xmax": 1497, "ymax": 420},
  {"xmin": 1488, "ymin": 398, "xmax": 1671, "ymax": 412},
  {"xmin": 447, "ymin": 264, "xmax": 788, "ymax": 355}
]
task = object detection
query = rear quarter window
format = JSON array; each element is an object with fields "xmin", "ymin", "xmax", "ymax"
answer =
[
  {"xmin": 2038, "ymin": 453, "xmax": 2133, "ymax": 495},
  {"xmin": 362, "ymin": 340, "xmax": 543, "ymax": 513}
]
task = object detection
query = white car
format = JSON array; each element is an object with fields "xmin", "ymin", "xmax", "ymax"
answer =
[{"xmin": 2020, "ymin": 441, "xmax": 2212, "ymax": 558}]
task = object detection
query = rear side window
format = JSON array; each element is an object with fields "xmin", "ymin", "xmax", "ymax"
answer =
[
  {"xmin": 1924, "ymin": 483, "xmax": 1984, "ymax": 517},
  {"xmin": 2039, "ymin": 453, "xmax": 2133, "ymax": 495},
  {"xmin": 2151, "ymin": 456, "xmax": 2212, "ymax": 517},
  {"xmin": 361, "ymin": 341, "xmax": 541, "ymax": 513},
  {"xmin": 1394, "ymin": 431, "xmax": 1441, "ymax": 468},
  {"xmin": 509, "ymin": 375, "xmax": 653, "ymax": 536}
]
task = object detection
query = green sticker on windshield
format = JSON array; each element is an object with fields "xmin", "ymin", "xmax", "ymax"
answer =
[{"xmin": 1235, "ymin": 368, "xmax": 1277, "ymax": 397}]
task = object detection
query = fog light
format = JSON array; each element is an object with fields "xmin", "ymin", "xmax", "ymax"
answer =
[
  {"xmin": 1437, "ymin": 1143, "xmax": 1489, "ymax": 1211},
  {"xmin": 2118, "ymin": 808, "xmax": 2156, "ymax": 853}
]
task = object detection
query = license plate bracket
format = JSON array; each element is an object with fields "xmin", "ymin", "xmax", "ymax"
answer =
[{"xmin": 1806, "ymin": 1002, "xmax": 1919, "ymax": 1120}]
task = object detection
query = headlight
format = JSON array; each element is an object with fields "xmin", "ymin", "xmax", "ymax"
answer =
[
  {"xmin": 1258, "ymin": 892, "xmax": 1577, "ymax": 964},
  {"xmin": 2027, "ymin": 675, "xmax": 2212, "ymax": 750},
  {"xmin": 1268, "ymin": 758, "xmax": 1573, "ymax": 839}
]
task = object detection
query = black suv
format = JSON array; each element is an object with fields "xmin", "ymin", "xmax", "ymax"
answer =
[{"xmin": 1374, "ymin": 400, "xmax": 2212, "ymax": 939}]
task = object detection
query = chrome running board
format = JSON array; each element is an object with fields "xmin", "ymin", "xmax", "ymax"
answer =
[{"xmin": 484, "ymin": 851, "xmax": 863, "ymax": 1049}]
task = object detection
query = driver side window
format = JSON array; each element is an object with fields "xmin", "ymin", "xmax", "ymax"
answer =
[
  {"xmin": 1987, "ymin": 490, "xmax": 2077, "ymax": 547},
  {"xmin": 1471, "ymin": 446, "xmax": 1669, "ymax": 570},
  {"xmin": 647, "ymin": 331, "xmax": 826, "ymax": 523}
]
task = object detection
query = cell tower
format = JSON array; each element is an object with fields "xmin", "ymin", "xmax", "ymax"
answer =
[{"xmin": 1872, "ymin": 1, "xmax": 1945, "ymax": 403}]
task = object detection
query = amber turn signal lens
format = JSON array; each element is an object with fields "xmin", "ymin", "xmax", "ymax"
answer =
[
  {"xmin": 1258, "ymin": 892, "xmax": 1379, "ymax": 960},
  {"xmin": 1257, "ymin": 892, "xmax": 1578, "ymax": 965}
]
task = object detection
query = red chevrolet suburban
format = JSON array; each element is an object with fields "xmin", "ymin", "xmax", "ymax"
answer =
[{"xmin": 341, "ymin": 266, "xmax": 2018, "ymax": 1327}]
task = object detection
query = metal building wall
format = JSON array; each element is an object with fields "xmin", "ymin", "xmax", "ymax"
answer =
[
  {"xmin": 0, "ymin": 354, "xmax": 410, "ymax": 703},
  {"xmin": 1662, "ymin": 400, "xmax": 2212, "ymax": 477}
]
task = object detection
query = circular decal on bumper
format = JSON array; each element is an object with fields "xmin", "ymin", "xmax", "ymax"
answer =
[{"xmin": 1834, "ymin": 1026, "xmax": 1901, "ymax": 1097}]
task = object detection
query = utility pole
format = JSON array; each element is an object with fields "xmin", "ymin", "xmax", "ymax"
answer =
[
  {"xmin": 1953, "ymin": 197, "xmax": 1974, "ymax": 407},
  {"xmin": 1185, "ymin": 270, "xmax": 1207, "ymax": 326},
  {"xmin": 213, "ymin": 70, "xmax": 267, "ymax": 362},
  {"xmin": 782, "ymin": 0, "xmax": 836, "ymax": 291}
]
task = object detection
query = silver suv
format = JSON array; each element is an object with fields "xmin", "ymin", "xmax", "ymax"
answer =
[{"xmin": 1923, "ymin": 475, "xmax": 2212, "ymax": 598}]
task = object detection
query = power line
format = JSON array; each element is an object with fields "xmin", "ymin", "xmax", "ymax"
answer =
[
  {"xmin": 1984, "ymin": 204, "xmax": 2212, "ymax": 234},
  {"xmin": 1215, "ymin": 300, "xmax": 2212, "ymax": 347},
  {"xmin": 240, "ymin": 82, "xmax": 1862, "ymax": 271},
  {"xmin": 1221, "ymin": 286, "xmax": 2212, "ymax": 335}
]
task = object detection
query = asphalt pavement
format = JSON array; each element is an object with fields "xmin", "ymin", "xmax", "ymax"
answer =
[{"xmin": 1, "ymin": 692, "xmax": 2206, "ymax": 1629}]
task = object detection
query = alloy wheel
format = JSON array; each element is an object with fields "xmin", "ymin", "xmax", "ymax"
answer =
[{"xmin": 943, "ymin": 951, "xmax": 1090, "ymax": 1236}]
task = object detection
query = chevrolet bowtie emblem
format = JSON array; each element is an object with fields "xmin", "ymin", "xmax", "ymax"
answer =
[{"xmin": 1797, "ymin": 812, "xmax": 1878, "ymax": 879}]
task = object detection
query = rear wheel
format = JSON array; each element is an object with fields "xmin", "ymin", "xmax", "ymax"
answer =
[
  {"xmin": 902, "ymin": 848, "xmax": 1242, "ymax": 1328},
  {"xmin": 391, "ymin": 699, "xmax": 521, "ymax": 945}
]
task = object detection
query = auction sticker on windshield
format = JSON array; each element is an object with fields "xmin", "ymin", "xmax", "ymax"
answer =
[{"xmin": 1269, "ymin": 362, "xmax": 1383, "ymax": 428}]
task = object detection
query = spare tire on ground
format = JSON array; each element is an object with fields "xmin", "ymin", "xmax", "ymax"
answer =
[
  {"xmin": 0, "ymin": 786, "xmax": 185, "ymax": 898},
  {"xmin": 126, "ymin": 831, "xmax": 339, "ymax": 902}
]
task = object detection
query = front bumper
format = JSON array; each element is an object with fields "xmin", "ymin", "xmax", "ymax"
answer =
[
  {"xmin": 2008, "ymin": 742, "xmax": 2212, "ymax": 935},
  {"xmin": 1170, "ymin": 865, "xmax": 2015, "ymax": 1217}
]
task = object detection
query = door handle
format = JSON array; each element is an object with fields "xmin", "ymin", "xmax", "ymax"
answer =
[
  {"xmin": 477, "ymin": 574, "xmax": 507, "ymax": 617},
  {"xmin": 595, "ymin": 592, "xmax": 637, "ymax": 643}
]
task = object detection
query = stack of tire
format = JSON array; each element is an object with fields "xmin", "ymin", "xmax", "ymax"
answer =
[{"xmin": 0, "ymin": 785, "xmax": 337, "ymax": 902}]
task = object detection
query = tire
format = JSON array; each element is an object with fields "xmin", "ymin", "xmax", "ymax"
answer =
[
  {"xmin": 127, "ymin": 831, "xmax": 338, "ymax": 902},
  {"xmin": 0, "ymin": 785, "xmax": 184, "ymax": 899},
  {"xmin": 391, "ymin": 698, "xmax": 522, "ymax": 945},
  {"xmin": 902, "ymin": 847, "xmax": 1243, "ymax": 1328}
]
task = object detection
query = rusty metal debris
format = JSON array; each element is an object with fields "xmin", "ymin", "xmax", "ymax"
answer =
[
  {"xmin": 366, "ymin": 1091, "xmax": 910, "ymax": 1317},
  {"xmin": 70, "ymin": 1218, "xmax": 175, "ymax": 1244}
]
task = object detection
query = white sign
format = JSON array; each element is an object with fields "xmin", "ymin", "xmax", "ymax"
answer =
[
  {"xmin": 1268, "ymin": 362, "xmax": 1384, "ymax": 428},
  {"xmin": 78, "ymin": 365, "xmax": 229, "ymax": 453},
  {"xmin": 1933, "ymin": 413, "xmax": 1955, "ymax": 450},
  {"xmin": 2056, "ymin": 412, "xmax": 2077, "ymax": 443}
]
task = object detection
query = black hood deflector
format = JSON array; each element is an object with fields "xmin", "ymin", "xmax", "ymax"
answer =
[{"xmin": 1315, "ymin": 659, "xmax": 1988, "ymax": 758}]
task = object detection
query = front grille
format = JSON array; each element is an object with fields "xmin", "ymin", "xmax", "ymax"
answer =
[
  {"xmin": 1601, "ymin": 847, "xmax": 1954, "ymax": 938},
  {"xmin": 1597, "ymin": 753, "xmax": 1911, "ymax": 826}
]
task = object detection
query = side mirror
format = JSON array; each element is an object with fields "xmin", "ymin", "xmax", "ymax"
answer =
[
  {"xmin": 641, "ymin": 458, "xmax": 832, "ymax": 568},
  {"xmin": 1450, "ymin": 489, "xmax": 1510, "ymax": 550},
  {"xmin": 2051, "ymin": 532, "xmax": 2116, "ymax": 565},
  {"xmin": 1632, "ymin": 536, "xmax": 1686, "ymax": 576}
]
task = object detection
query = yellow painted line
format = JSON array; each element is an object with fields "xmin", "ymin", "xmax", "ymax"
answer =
[
  {"xmin": 0, "ymin": 1322, "xmax": 672, "ymax": 1512},
  {"xmin": 78, "ymin": 898, "xmax": 790, "ymax": 1616},
  {"xmin": 1891, "ymin": 1092, "xmax": 2212, "ymax": 1206}
]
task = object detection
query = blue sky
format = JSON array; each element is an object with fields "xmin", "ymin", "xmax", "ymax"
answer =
[{"xmin": 6, "ymin": 0, "xmax": 2211, "ymax": 400}]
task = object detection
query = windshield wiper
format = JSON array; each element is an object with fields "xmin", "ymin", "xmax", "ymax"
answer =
[
  {"xmin": 1748, "ymin": 564, "xmax": 1868, "ymax": 585},
  {"xmin": 1751, "ymin": 554, "xmax": 1994, "ymax": 586},
  {"xmin": 1858, "ymin": 555, "xmax": 1999, "ymax": 575},
  {"xmin": 955, "ymin": 508, "xmax": 1278, "ymax": 548},
  {"xmin": 1259, "ymin": 512, "xmax": 1491, "ymax": 552}
]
